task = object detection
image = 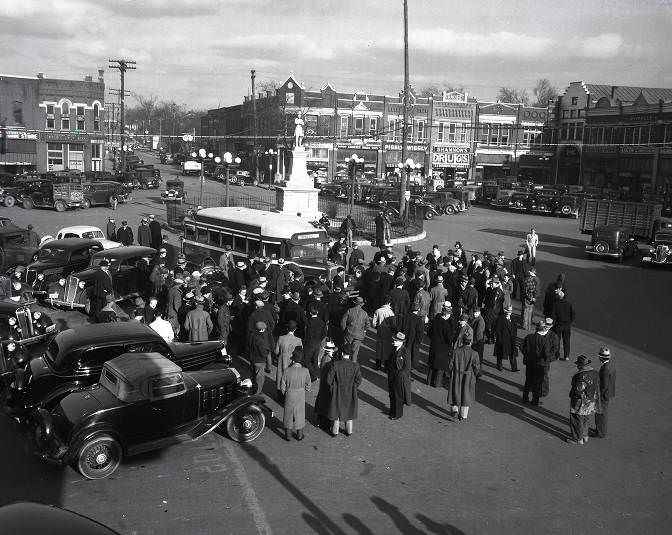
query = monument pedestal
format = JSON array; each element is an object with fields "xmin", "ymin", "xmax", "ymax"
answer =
[{"xmin": 275, "ymin": 148, "xmax": 321, "ymax": 220}]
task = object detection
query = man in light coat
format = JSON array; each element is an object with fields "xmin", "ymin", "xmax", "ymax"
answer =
[
  {"xmin": 184, "ymin": 296, "xmax": 213, "ymax": 342},
  {"xmin": 340, "ymin": 296, "xmax": 371, "ymax": 363}
]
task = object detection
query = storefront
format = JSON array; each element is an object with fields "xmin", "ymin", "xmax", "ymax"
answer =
[
  {"xmin": 382, "ymin": 142, "xmax": 428, "ymax": 181},
  {"xmin": 474, "ymin": 152, "xmax": 513, "ymax": 182},
  {"xmin": 40, "ymin": 132, "xmax": 104, "ymax": 173},
  {"xmin": 335, "ymin": 141, "xmax": 382, "ymax": 179},
  {"xmin": 430, "ymin": 145, "xmax": 470, "ymax": 181},
  {"xmin": 555, "ymin": 144, "xmax": 581, "ymax": 186},
  {"xmin": 0, "ymin": 130, "xmax": 38, "ymax": 174},
  {"xmin": 518, "ymin": 151, "xmax": 553, "ymax": 184}
]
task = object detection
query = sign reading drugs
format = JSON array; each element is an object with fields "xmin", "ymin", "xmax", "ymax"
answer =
[{"xmin": 432, "ymin": 152, "xmax": 470, "ymax": 168}]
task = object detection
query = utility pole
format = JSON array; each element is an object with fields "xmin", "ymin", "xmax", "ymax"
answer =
[
  {"xmin": 399, "ymin": 0, "xmax": 410, "ymax": 219},
  {"xmin": 109, "ymin": 89, "xmax": 128, "ymax": 170},
  {"xmin": 251, "ymin": 69, "xmax": 259, "ymax": 182},
  {"xmin": 108, "ymin": 59, "xmax": 136, "ymax": 173}
]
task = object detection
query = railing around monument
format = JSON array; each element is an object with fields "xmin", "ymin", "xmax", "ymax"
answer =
[{"xmin": 165, "ymin": 193, "xmax": 275, "ymax": 229}]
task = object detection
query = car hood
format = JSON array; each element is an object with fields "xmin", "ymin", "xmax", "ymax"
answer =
[
  {"xmin": 27, "ymin": 259, "xmax": 63, "ymax": 270},
  {"xmin": 187, "ymin": 367, "xmax": 239, "ymax": 389},
  {"xmin": 70, "ymin": 267, "xmax": 98, "ymax": 280},
  {"xmin": 169, "ymin": 341, "xmax": 226, "ymax": 360}
]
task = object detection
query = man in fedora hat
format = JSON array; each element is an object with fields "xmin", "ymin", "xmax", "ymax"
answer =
[
  {"xmin": 494, "ymin": 304, "xmax": 518, "ymax": 371},
  {"xmin": 326, "ymin": 343, "xmax": 362, "ymax": 436},
  {"xmin": 116, "ymin": 220, "xmax": 133, "ymax": 245},
  {"xmin": 280, "ymin": 347, "xmax": 312, "ymax": 441},
  {"xmin": 521, "ymin": 319, "xmax": 552, "ymax": 405},
  {"xmin": 568, "ymin": 354, "xmax": 600, "ymax": 445},
  {"xmin": 137, "ymin": 217, "xmax": 151, "ymax": 247},
  {"xmin": 510, "ymin": 249, "xmax": 528, "ymax": 300},
  {"xmin": 248, "ymin": 321, "xmax": 272, "ymax": 395},
  {"xmin": 184, "ymin": 295, "xmax": 212, "ymax": 342},
  {"xmin": 591, "ymin": 347, "xmax": 616, "ymax": 438},
  {"xmin": 340, "ymin": 295, "xmax": 370, "ymax": 363},
  {"xmin": 387, "ymin": 332, "xmax": 412, "ymax": 420},
  {"xmin": 275, "ymin": 320, "xmax": 303, "ymax": 400},
  {"xmin": 427, "ymin": 301, "xmax": 456, "ymax": 387}
]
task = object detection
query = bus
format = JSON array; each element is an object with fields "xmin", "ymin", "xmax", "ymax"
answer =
[{"xmin": 181, "ymin": 207, "xmax": 338, "ymax": 281}]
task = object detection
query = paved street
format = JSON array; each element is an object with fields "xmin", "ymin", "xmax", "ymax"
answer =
[{"xmin": 1, "ymin": 164, "xmax": 671, "ymax": 534}]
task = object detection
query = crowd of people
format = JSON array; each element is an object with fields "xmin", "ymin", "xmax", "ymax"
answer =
[{"xmin": 1, "ymin": 215, "xmax": 615, "ymax": 444}]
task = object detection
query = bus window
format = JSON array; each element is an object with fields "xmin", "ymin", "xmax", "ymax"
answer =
[
  {"xmin": 221, "ymin": 232, "xmax": 233, "ymax": 249},
  {"xmin": 232, "ymin": 235, "xmax": 247, "ymax": 254},
  {"xmin": 185, "ymin": 225, "xmax": 195, "ymax": 240},
  {"xmin": 248, "ymin": 239, "xmax": 261, "ymax": 257},
  {"xmin": 290, "ymin": 242, "xmax": 326, "ymax": 262},
  {"xmin": 209, "ymin": 230, "xmax": 220, "ymax": 247},
  {"xmin": 264, "ymin": 242, "xmax": 281, "ymax": 259}
]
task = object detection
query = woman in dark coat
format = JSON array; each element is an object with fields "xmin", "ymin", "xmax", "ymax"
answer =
[
  {"xmin": 426, "ymin": 303, "xmax": 455, "ymax": 387},
  {"xmin": 326, "ymin": 344, "xmax": 362, "ymax": 436}
]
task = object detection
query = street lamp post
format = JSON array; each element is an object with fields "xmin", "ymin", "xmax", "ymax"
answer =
[
  {"xmin": 223, "ymin": 151, "xmax": 242, "ymax": 207},
  {"xmin": 120, "ymin": 144, "xmax": 132, "ymax": 172},
  {"xmin": 191, "ymin": 147, "xmax": 221, "ymax": 207},
  {"xmin": 264, "ymin": 148, "xmax": 276, "ymax": 189},
  {"xmin": 345, "ymin": 153, "xmax": 364, "ymax": 215},
  {"xmin": 397, "ymin": 158, "xmax": 422, "ymax": 220}
]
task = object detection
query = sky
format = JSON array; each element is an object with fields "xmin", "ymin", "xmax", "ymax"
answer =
[{"xmin": 1, "ymin": 0, "xmax": 671, "ymax": 110}]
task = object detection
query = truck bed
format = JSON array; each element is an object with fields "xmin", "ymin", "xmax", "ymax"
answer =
[{"xmin": 579, "ymin": 199, "xmax": 662, "ymax": 239}]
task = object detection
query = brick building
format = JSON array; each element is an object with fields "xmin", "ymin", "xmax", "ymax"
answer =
[
  {"xmin": 549, "ymin": 82, "xmax": 672, "ymax": 187},
  {"xmin": 0, "ymin": 71, "xmax": 106, "ymax": 174}
]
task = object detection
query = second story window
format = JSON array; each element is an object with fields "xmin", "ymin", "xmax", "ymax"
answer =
[
  {"xmin": 93, "ymin": 104, "xmax": 100, "ymax": 131},
  {"xmin": 46, "ymin": 103, "xmax": 55, "ymax": 129},
  {"xmin": 76, "ymin": 106, "xmax": 85, "ymax": 131},
  {"xmin": 61, "ymin": 102, "xmax": 70, "ymax": 130},
  {"xmin": 369, "ymin": 117, "xmax": 378, "ymax": 137},
  {"xmin": 416, "ymin": 120, "xmax": 426, "ymax": 142},
  {"xmin": 354, "ymin": 116, "xmax": 364, "ymax": 134}
]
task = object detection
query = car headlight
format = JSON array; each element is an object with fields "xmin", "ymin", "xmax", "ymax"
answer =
[{"xmin": 650, "ymin": 249, "xmax": 655, "ymax": 254}]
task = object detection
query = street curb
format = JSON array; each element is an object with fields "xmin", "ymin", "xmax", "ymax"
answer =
[{"xmin": 352, "ymin": 230, "xmax": 427, "ymax": 247}]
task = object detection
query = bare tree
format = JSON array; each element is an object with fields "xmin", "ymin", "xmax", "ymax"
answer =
[
  {"xmin": 133, "ymin": 93, "xmax": 158, "ymax": 128},
  {"xmin": 497, "ymin": 87, "xmax": 530, "ymax": 105},
  {"xmin": 532, "ymin": 78, "xmax": 558, "ymax": 107},
  {"xmin": 419, "ymin": 84, "xmax": 465, "ymax": 98}
]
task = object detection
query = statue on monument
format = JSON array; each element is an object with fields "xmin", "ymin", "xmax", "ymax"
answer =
[{"xmin": 294, "ymin": 117, "xmax": 304, "ymax": 149}]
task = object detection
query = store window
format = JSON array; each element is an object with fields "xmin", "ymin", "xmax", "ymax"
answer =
[
  {"xmin": 91, "ymin": 143, "xmax": 103, "ymax": 171},
  {"xmin": 68, "ymin": 143, "xmax": 85, "ymax": 171},
  {"xmin": 47, "ymin": 143, "xmax": 64, "ymax": 171}
]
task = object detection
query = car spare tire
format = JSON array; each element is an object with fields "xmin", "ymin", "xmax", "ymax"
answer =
[{"xmin": 561, "ymin": 205, "xmax": 572, "ymax": 215}]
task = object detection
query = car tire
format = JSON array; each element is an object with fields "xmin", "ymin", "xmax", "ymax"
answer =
[
  {"xmin": 538, "ymin": 203, "xmax": 547, "ymax": 212},
  {"xmin": 515, "ymin": 200, "xmax": 524, "ymax": 209},
  {"xmin": 218, "ymin": 173, "xmax": 225, "ymax": 181},
  {"xmin": 54, "ymin": 201, "xmax": 66, "ymax": 212},
  {"xmin": 424, "ymin": 210, "xmax": 435, "ymax": 220},
  {"xmin": 3, "ymin": 195, "xmax": 15, "ymax": 207},
  {"xmin": 561, "ymin": 205, "xmax": 572, "ymax": 215},
  {"xmin": 594, "ymin": 240, "xmax": 609, "ymax": 254},
  {"xmin": 81, "ymin": 199, "xmax": 91, "ymax": 209},
  {"xmin": 445, "ymin": 205, "xmax": 455, "ymax": 215},
  {"xmin": 226, "ymin": 404, "xmax": 265, "ymax": 443},
  {"xmin": 22, "ymin": 197, "xmax": 34, "ymax": 210},
  {"xmin": 76, "ymin": 435, "xmax": 122, "ymax": 480}
]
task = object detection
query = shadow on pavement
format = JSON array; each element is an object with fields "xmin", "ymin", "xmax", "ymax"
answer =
[{"xmin": 371, "ymin": 497, "xmax": 468, "ymax": 535}]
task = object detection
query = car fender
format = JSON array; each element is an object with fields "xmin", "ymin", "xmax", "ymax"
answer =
[{"xmin": 197, "ymin": 396, "xmax": 268, "ymax": 439}]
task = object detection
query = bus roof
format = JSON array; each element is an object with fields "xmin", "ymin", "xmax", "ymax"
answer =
[{"xmin": 193, "ymin": 207, "xmax": 326, "ymax": 239}]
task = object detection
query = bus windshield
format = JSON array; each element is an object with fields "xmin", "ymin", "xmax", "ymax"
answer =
[{"xmin": 290, "ymin": 242, "xmax": 326, "ymax": 263}]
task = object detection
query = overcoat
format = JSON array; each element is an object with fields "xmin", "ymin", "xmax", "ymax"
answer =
[
  {"xmin": 281, "ymin": 364, "xmax": 311, "ymax": 429},
  {"xmin": 326, "ymin": 358, "xmax": 362, "ymax": 421},
  {"xmin": 184, "ymin": 306, "xmax": 212, "ymax": 342},
  {"xmin": 275, "ymin": 333, "xmax": 303, "ymax": 390},
  {"xmin": 427, "ymin": 315, "xmax": 455, "ymax": 370},
  {"xmin": 448, "ymin": 345, "xmax": 480, "ymax": 407},
  {"xmin": 493, "ymin": 315, "xmax": 518, "ymax": 358}
]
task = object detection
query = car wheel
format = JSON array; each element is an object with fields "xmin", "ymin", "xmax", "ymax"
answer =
[
  {"xmin": 561, "ymin": 205, "xmax": 572, "ymax": 215},
  {"xmin": 3, "ymin": 195, "xmax": 15, "ymax": 207},
  {"xmin": 445, "ymin": 205, "xmax": 455, "ymax": 215},
  {"xmin": 54, "ymin": 200, "xmax": 66, "ymax": 212},
  {"xmin": 515, "ymin": 200, "xmax": 524, "ymax": 209},
  {"xmin": 76, "ymin": 435, "xmax": 122, "ymax": 480},
  {"xmin": 141, "ymin": 183, "xmax": 148, "ymax": 190},
  {"xmin": 81, "ymin": 199, "xmax": 91, "ymax": 209},
  {"xmin": 538, "ymin": 203, "xmax": 547, "ymax": 212},
  {"xmin": 226, "ymin": 404, "xmax": 265, "ymax": 443},
  {"xmin": 424, "ymin": 210, "xmax": 435, "ymax": 220},
  {"xmin": 218, "ymin": 173, "xmax": 225, "ymax": 181},
  {"xmin": 22, "ymin": 198, "xmax": 34, "ymax": 210},
  {"xmin": 594, "ymin": 240, "xmax": 609, "ymax": 254}
]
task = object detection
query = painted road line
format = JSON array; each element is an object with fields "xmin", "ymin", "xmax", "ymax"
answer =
[{"xmin": 224, "ymin": 441, "xmax": 273, "ymax": 535}]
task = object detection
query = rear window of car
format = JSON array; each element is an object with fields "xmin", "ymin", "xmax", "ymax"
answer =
[{"xmin": 150, "ymin": 373, "xmax": 185, "ymax": 398}]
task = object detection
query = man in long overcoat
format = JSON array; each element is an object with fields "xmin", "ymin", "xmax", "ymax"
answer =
[
  {"xmin": 447, "ymin": 328, "xmax": 480, "ymax": 420},
  {"xmin": 274, "ymin": 320, "xmax": 303, "ymax": 399},
  {"xmin": 326, "ymin": 345, "xmax": 362, "ymax": 436},
  {"xmin": 184, "ymin": 296, "xmax": 213, "ymax": 342},
  {"xmin": 90, "ymin": 260, "xmax": 113, "ymax": 319},
  {"xmin": 402, "ymin": 304, "xmax": 424, "ymax": 370},
  {"xmin": 148, "ymin": 214, "xmax": 162, "ymax": 251},
  {"xmin": 387, "ymin": 332, "xmax": 412, "ymax": 419},
  {"xmin": 137, "ymin": 218, "xmax": 152, "ymax": 247},
  {"xmin": 427, "ymin": 302, "xmax": 455, "ymax": 387},
  {"xmin": 494, "ymin": 305, "xmax": 518, "ymax": 371},
  {"xmin": 280, "ymin": 347, "xmax": 312, "ymax": 441},
  {"xmin": 372, "ymin": 298, "xmax": 396, "ymax": 371}
]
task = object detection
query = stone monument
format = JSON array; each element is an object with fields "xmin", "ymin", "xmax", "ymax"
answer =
[{"xmin": 275, "ymin": 118, "xmax": 321, "ymax": 220}]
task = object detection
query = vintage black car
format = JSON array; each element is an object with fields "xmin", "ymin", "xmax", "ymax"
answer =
[
  {"xmin": 642, "ymin": 230, "xmax": 672, "ymax": 266},
  {"xmin": 0, "ymin": 502, "xmax": 121, "ymax": 535},
  {"xmin": 130, "ymin": 166, "xmax": 161, "ymax": 189},
  {"xmin": 161, "ymin": 179, "xmax": 186, "ymax": 203},
  {"xmin": 25, "ymin": 238, "xmax": 104, "ymax": 285},
  {"xmin": 81, "ymin": 181, "xmax": 131, "ymax": 208},
  {"xmin": 33, "ymin": 352, "xmax": 265, "ymax": 479},
  {"xmin": 0, "ymin": 300, "xmax": 56, "ymax": 348},
  {"xmin": 0, "ymin": 226, "xmax": 37, "ymax": 272},
  {"xmin": 528, "ymin": 192, "xmax": 559, "ymax": 214},
  {"xmin": 424, "ymin": 191, "xmax": 464, "ymax": 215},
  {"xmin": 0, "ymin": 174, "xmax": 22, "ymax": 207},
  {"xmin": 4, "ymin": 322, "xmax": 229, "ymax": 415},
  {"xmin": 50, "ymin": 246, "xmax": 156, "ymax": 309},
  {"xmin": 585, "ymin": 225, "xmax": 639, "ymax": 262},
  {"xmin": 508, "ymin": 192, "xmax": 534, "ymax": 211}
]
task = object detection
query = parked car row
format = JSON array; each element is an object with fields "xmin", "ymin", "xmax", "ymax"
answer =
[{"xmin": 491, "ymin": 189, "xmax": 582, "ymax": 218}]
